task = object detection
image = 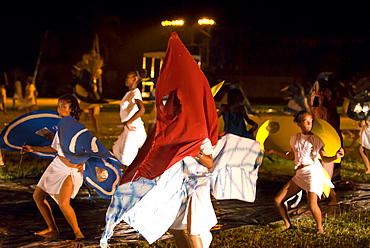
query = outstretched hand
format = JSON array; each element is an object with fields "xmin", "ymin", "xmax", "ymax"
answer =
[
  {"xmin": 336, "ymin": 148, "xmax": 345, "ymax": 158},
  {"xmin": 21, "ymin": 145, "xmax": 33, "ymax": 154},
  {"xmin": 77, "ymin": 163, "xmax": 84, "ymax": 173}
]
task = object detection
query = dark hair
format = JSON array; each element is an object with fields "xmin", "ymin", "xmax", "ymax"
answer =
[
  {"xmin": 127, "ymin": 69, "xmax": 147, "ymax": 92},
  {"xmin": 128, "ymin": 69, "xmax": 147, "ymax": 81},
  {"xmin": 227, "ymin": 88, "xmax": 244, "ymax": 107},
  {"xmin": 58, "ymin": 94, "xmax": 81, "ymax": 120},
  {"xmin": 26, "ymin": 76, "xmax": 34, "ymax": 84},
  {"xmin": 293, "ymin": 110, "xmax": 311, "ymax": 123}
]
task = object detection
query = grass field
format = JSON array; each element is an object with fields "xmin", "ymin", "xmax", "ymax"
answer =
[{"xmin": 1, "ymin": 99, "xmax": 370, "ymax": 247}]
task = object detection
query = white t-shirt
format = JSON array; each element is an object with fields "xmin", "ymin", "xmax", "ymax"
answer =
[
  {"xmin": 119, "ymin": 88, "xmax": 143, "ymax": 124},
  {"xmin": 290, "ymin": 133, "xmax": 324, "ymax": 169}
]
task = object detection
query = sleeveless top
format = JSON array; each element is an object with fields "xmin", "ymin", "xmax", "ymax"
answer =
[{"xmin": 223, "ymin": 112, "xmax": 254, "ymax": 139}]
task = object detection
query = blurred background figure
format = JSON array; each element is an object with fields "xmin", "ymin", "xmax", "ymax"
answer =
[
  {"xmin": 0, "ymin": 68, "xmax": 9, "ymax": 115},
  {"xmin": 281, "ymin": 82, "xmax": 309, "ymax": 115},
  {"xmin": 359, "ymin": 116, "xmax": 370, "ymax": 174},
  {"xmin": 218, "ymin": 88, "xmax": 258, "ymax": 140},
  {"xmin": 310, "ymin": 74, "xmax": 342, "ymax": 205},
  {"xmin": 12, "ymin": 77, "xmax": 24, "ymax": 110},
  {"xmin": 218, "ymin": 82, "xmax": 258, "ymax": 116},
  {"xmin": 0, "ymin": 149, "xmax": 4, "ymax": 167},
  {"xmin": 11, "ymin": 68, "xmax": 25, "ymax": 110},
  {"xmin": 22, "ymin": 76, "xmax": 39, "ymax": 113},
  {"xmin": 72, "ymin": 39, "xmax": 105, "ymax": 135}
]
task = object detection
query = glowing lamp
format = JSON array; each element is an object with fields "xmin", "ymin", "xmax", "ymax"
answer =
[
  {"xmin": 198, "ymin": 18, "xmax": 215, "ymax": 25},
  {"xmin": 161, "ymin": 19, "xmax": 185, "ymax": 27}
]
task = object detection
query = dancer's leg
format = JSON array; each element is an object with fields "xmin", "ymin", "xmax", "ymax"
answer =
[
  {"xmin": 57, "ymin": 175, "xmax": 84, "ymax": 239},
  {"xmin": 33, "ymin": 186, "xmax": 59, "ymax": 236},
  {"xmin": 274, "ymin": 180, "xmax": 301, "ymax": 229},
  {"xmin": 307, "ymin": 191, "xmax": 324, "ymax": 234},
  {"xmin": 359, "ymin": 146, "xmax": 370, "ymax": 173}
]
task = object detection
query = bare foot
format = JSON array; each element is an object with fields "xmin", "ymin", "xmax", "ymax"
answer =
[
  {"xmin": 34, "ymin": 229, "xmax": 59, "ymax": 237},
  {"xmin": 365, "ymin": 170, "xmax": 370, "ymax": 174},
  {"xmin": 281, "ymin": 224, "xmax": 295, "ymax": 232},
  {"xmin": 75, "ymin": 230, "xmax": 85, "ymax": 240},
  {"xmin": 316, "ymin": 228, "xmax": 325, "ymax": 234}
]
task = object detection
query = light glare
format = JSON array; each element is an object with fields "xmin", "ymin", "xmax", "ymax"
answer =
[
  {"xmin": 161, "ymin": 19, "xmax": 184, "ymax": 27},
  {"xmin": 198, "ymin": 18, "xmax": 215, "ymax": 25}
]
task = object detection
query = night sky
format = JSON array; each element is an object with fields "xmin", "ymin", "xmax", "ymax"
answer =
[{"xmin": 1, "ymin": 1, "xmax": 370, "ymax": 74}]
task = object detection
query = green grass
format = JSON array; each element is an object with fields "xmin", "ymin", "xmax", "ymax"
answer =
[
  {"xmin": 2, "ymin": 102, "xmax": 370, "ymax": 247},
  {"xmin": 93, "ymin": 211, "xmax": 370, "ymax": 248}
]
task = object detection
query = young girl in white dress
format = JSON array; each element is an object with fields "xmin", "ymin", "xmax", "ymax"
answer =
[{"xmin": 268, "ymin": 110, "xmax": 344, "ymax": 234}]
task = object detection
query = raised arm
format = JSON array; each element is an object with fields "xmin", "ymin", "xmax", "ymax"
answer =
[
  {"xmin": 268, "ymin": 149, "xmax": 295, "ymax": 161},
  {"xmin": 319, "ymin": 147, "xmax": 344, "ymax": 163}
]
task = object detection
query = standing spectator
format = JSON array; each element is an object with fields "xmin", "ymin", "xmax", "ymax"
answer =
[
  {"xmin": 23, "ymin": 76, "xmax": 38, "ymax": 113},
  {"xmin": 11, "ymin": 68, "xmax": 25, "ymax": 110},
  {"xmin": 0, "ymin": 69, "xmax": 9, "ymax": 114},
  {"xmin": 12, "ymin": 76, "xmax": 23, "ymax": 110},
  {"xmin": 0, "ymin": 149, "xmax": 4, "ymax": 167}
]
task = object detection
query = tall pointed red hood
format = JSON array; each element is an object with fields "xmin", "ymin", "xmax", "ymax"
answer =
[{"xmin": 120, "ymin": 32, "xmax": 218, "ymax": 184}]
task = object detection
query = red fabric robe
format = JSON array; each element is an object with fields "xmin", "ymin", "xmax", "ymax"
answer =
[{"xmin": 120, "ymin": 32, "xmax": 218, "ymax": 184}]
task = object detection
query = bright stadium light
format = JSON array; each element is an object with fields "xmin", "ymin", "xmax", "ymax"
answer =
[
  {"xmin": 198, "ymin": 18, "xmax": 216, "ymax": 26},
  {"xmin": 161, "ymin": 19, "xmax": 185, "ymax": 27}
]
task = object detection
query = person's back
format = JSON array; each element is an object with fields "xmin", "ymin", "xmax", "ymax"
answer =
[
  {"xmin": 223, "ymin": 105, "xmax": 254, "ymax": 139},
  {"xmin": 220, "ymin": 89, "xmax": 257, "ymax": 139}
]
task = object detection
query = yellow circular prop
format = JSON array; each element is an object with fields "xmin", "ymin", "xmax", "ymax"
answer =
[
  {"xmin": 256, "ymin": 116, "xmax": 300, "ymax": 153},
  {"xmin": 312, "ymin": 118, "xmax": 341, "ymax": 163}
]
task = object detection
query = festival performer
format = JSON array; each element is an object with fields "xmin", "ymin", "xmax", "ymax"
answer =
[
  {"xmin": 21, "ymin": 94, "xmax": 85, "ymax": 240},
  {"xmin": 218, "ymin": 88, "xmax": 257, "ymax": 139},
  {"xmin": 112, "ymin": 69, "xmax": 147, "ymax": 167},
  {"xmin": 100, "ymin": 32, "xmax": 220, "ymax": 248},
  {"xmin": 268, "ymin": 110, "xmax": 344, "ymax": 234},
  {"xmin": 100, "ymin": 32, "xmax": 262, "ymax": 248}
]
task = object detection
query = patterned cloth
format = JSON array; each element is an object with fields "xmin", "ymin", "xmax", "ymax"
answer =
[
  {"xmin": 100, "ymin": 134, "xmax": 263, "ymax": 247},
  {"xmin": 211, "ymin": 134, "xmax": 263, "ymax": 202},
  {"xmin": 58, "ymin": 116, "xmax": 122, "ymax": 199},
  {"xmin": 120, "ymin": 32, "xmax": 219, "ymax": 184}
]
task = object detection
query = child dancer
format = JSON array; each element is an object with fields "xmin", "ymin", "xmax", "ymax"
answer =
[{"xmin": 268, "ymin": 110, "xmax": 344, "ymax": 234}]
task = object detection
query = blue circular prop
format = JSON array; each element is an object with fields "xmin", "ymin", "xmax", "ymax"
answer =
[{"xmin": 0, "ymin": 110, "xmax": 60, "ymax": 158}]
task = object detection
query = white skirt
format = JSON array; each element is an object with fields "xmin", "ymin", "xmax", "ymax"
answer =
[
  {"xmin": 37, "ymin": 156, "xmax": 83, "ymax": 203},
  {"xmin": 112, "ymin": 124, "xmax": 146, "ymax": 165},
  {"xmin": 292, "ymin": 162, "xmax": 334, "ymax": 198}
]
